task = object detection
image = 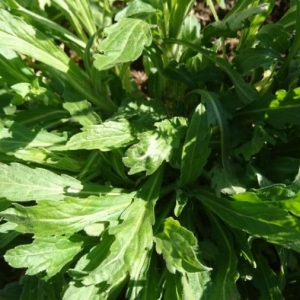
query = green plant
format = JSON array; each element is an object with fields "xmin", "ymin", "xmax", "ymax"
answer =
[{"xmin": 0, "ymin": 0, "xmax": 300, "ymax": 298}]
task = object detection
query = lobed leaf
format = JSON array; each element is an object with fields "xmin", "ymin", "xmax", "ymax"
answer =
[
  {"xmin": 4, "ymin": 236, "xmax": 83, "ymax": 277},
  {"xmin": 155, "ymin": 217, "xmax": 211, "ymax": 274},
  {"xmin": 0, "ymin": 163, "xmax": 83, "ymax": 201},
  {"xmin": 123, "ymin": 117, "xmax": 186, "ymax": 175},
  {"xmin": 71, "ymin": 169, "xmax": 163, "ymax": 297},
  {"xmin": 0, "ymin": 193, "xmax": 134, "ymax": 236}
]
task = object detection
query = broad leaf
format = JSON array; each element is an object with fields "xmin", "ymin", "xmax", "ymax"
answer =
[
  {"xmin": 180, "ymin": 103, "xmax": 211, "ymax": 185},
  {"xmin": 0, "ymin": 193, "xmax": 135, "ymax": 236},
  {"xmin": 93, "ymin": 18, "xmax": 152, "ymax": 71},
  {"xmin": 4, "ymin": 236, "xmax": 83, "ymax": 277},
  {"xmin": 66, "ymin": 119, "xmax": 135, "ymax": 150},
  {"xmin": 0, "ymin": 163, "xmax": 83, "ymax": 201},
  {"xmin": 115, "ymin": 0, "xmax": 157, "ymax": 21},
  {"xmin": 155, "ymin": 217, "xmax": 211, "ymax": 274}
]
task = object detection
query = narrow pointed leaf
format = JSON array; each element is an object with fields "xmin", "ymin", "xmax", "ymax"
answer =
[
  {"xmin": 180, "ymin": 103, "xmax": 211, "ymax": 185},
  {"xmin": 208, "ymin": 215, "xmax": 239, "ymax": 300},
  {"xmin": 193, "ymin": 189, "xmax": 300, "ymax": 252}
]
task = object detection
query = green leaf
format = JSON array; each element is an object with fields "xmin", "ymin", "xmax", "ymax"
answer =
[
  {"xmin": 63, "ymin": 282, "xmax": 100, "ymax": 300},
  {"xmin": 256, "ymin": 24, "xmax": 291, "ymax": 53},
  {"xmin": 168, "ymin": 0, "xmax": 195, "ymax": 39},
  {"xmin": 236, "ymin": 88, "xmax": 300, "ymax": 129},
  {"xmin": 208, "ymin": 215, "xmax": 240, "ymax": 300},
  {"xmin": 203, "ymin": 4, "xmax": 268, "ymax": 42},
  {"xmin": 0, "ymin": 193, "xmax": 134, "ymax": 236},
  {"xmin": 163, "ymin": 60, "xmax": 197, "ymax": 88},
  {"xmin": 4, "ymin": 236, "xmax": 83, "ymax": 277},
  {"xmin": 115, "ymin": 0, "xmax": 157, "ymax": 21},
  {"xmin": 182, "ymin": 15, "xmax": 201, "ymax": 42},
  {"xmin": 193, "ymin": 189, "xmax": 300, "ymax": 252},
  {"xmin": 66, "ymin": 119, "xmax": 135, "ymax": 151},
  {"xmin": 123, "ymin": 117, "xmax": 186, "ymax": 175},
  {"xmin": 0, "ymin": 121, "xmax": 67, "ymax": 153},
  {"xmin": 72, "ymin": 169, "xmax": 163, "ymax": 296},
  {"xmin": 155, "ymin": 217, "xmax": 211, "ymax": 274},
  {"xmin": 233, "ymin": 47, "xmax": 281, "ymax": 76},
  {"xmin": 0, "ymin": 222, "xmax": 19, "ymax": 248},
  {"xmin": 12, "ymin": 148, "xmax": 82, "ymax": 172},
  {"xmin": 20, "ymin": 274, "xmax": 65, "ymax": 300},
  {"xmin": 93, "ymin": 18, "xmax": 152, "ymax": 71},
  {"xmin": 0, "ymin": 46, "xmax": 35, "ymax": 85},
  {"xmin": 180, "ymin": 103, "xmax": 211, "ymax": 186},
  {"xmin": 233, "ymin": 124, "xmax": 276, "ymax": 161},
  {"xmin": 0, "ymin": 163, "xmax": 83, "ymax": 201},
  {"xmin": 252, "ymin": 255, "xmax": 284, "ymax": 299},
  {"xmin": 0, "ymin": 9, "xmax": 115, "ymax": 111},
  {"xmin": 63, "ymin": 99, "xmax": 101, "ymax": 127}
]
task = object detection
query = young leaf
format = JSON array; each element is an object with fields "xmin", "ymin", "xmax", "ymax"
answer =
[
  {"xmin": 155, "ymin": 217, "xmax": 211, "ymax": 274},
  {"xmin": 4, "ymin": 236, "xmax": 83, "ymax": 277},
  {"xmin": 66, "ymin": 119, "xmax": 135, "ymax": 151},
  {"xmin": 180, "ymin": 103, "xmax": 211, "ymax": 186},
  {"xmin": 0, "ymin": 193, "xmax": 134, "ymax": 236},
  {"xmin": 93, "ymin": 18, "xmax": 152, "ymax": 71},
  {"xmin": 0, "ymin": 163, "xmax": 83, "ymax": 201},
  {"xmin": 123, "ymin": 117, "xmax": 186, "ymax": 175}
]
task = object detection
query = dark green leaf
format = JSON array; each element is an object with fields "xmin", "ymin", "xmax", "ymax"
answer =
[{"xmin": 180, "ymin": 103, "xmax": 211, "ymax": 185}]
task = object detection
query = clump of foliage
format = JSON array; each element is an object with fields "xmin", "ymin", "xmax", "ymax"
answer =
[{"xmin": 0, "ymin": 0, "xmax": 300, "ymax": 298}]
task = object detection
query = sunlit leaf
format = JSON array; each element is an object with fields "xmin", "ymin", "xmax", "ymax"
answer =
[{"xmin": 5, "ymin": 236, "xmax": 83, "ymax": 277}]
